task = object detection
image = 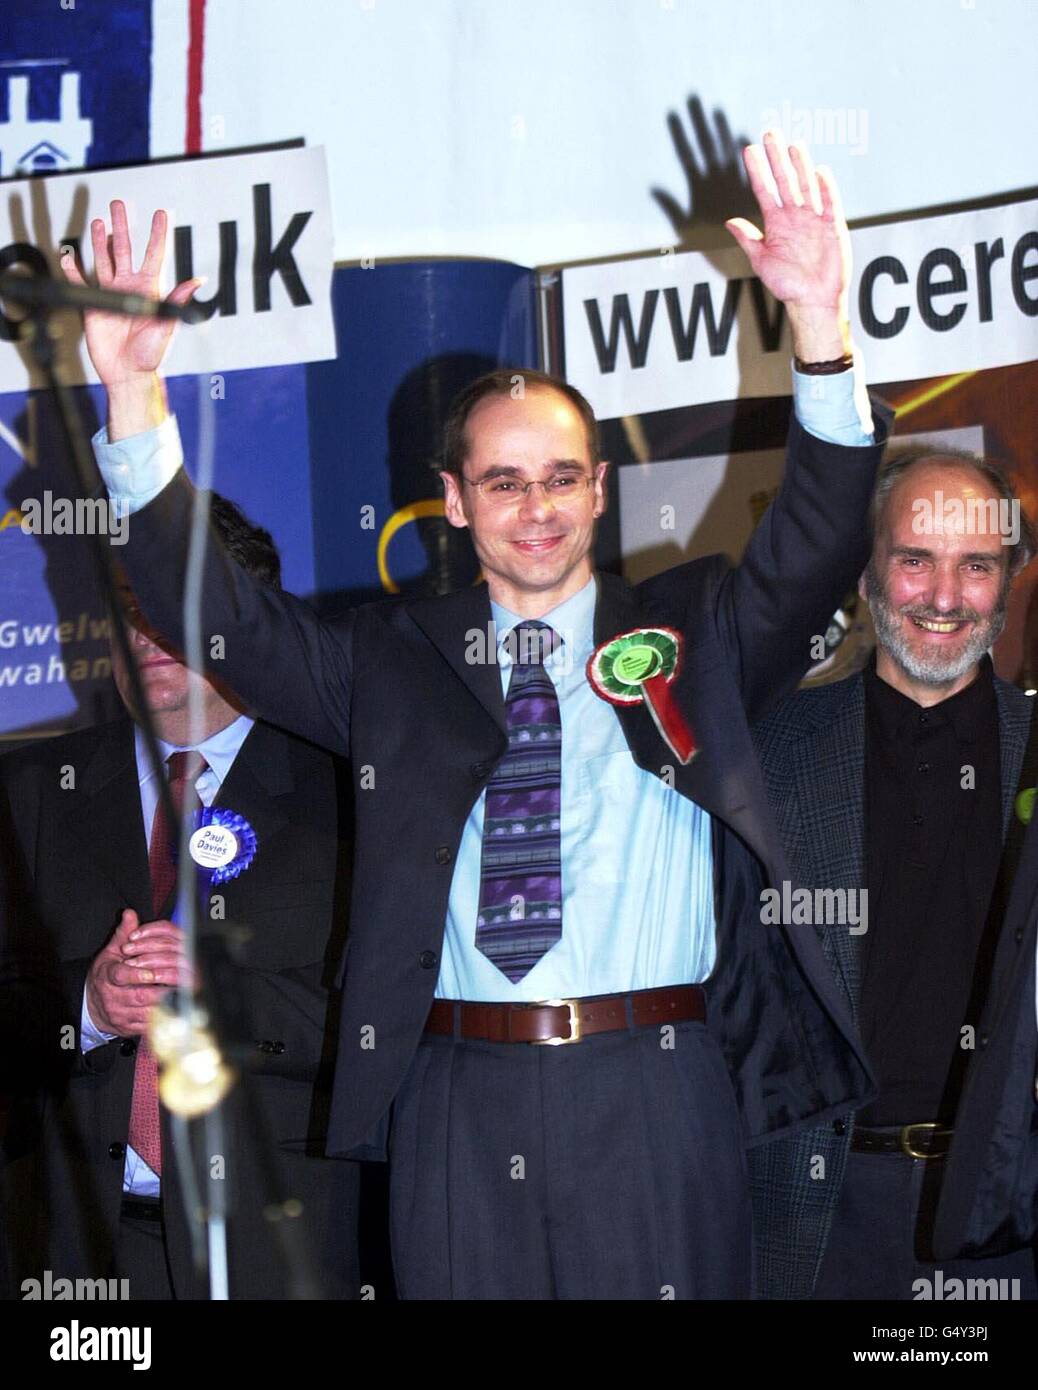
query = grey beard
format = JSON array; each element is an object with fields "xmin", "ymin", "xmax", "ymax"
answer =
[{"xmin": 864, "ymin": 564, "xmax": 1008, "ymax": 687}]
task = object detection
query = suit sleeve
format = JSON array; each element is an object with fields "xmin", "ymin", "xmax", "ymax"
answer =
[
  {"xmin": 0, "ymin": 772, "xmax": 74, "ymax": 1093},
  {"xmin": 713, "ymin": 395, "xmax": 892, "ymax": 725},
  {"xmin": 109, "ymin": 468, "xmax": 355, "ymax": 756}
]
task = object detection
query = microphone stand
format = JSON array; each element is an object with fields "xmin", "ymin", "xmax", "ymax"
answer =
[{"xmin": 1, "ymin": 267, "xmax": 320, "ymax": 1301}]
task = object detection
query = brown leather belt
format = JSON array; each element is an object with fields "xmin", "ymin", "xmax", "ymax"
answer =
[
  {"xmin": 850, "ymin": 1123, "xmax": 954, "ymax": 1160},
  {"xmin": 425, "ymin": 985, "xmax": 706, "ymax": 1046}
]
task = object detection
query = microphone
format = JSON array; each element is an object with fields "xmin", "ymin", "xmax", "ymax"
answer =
[{"xmin": 0, "ymin": 269, "xmax": 205, "ymax": 324}]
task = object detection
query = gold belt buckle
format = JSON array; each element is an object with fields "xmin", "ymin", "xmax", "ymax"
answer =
[
  {"xmin": 531, "ymin": 999, "xmax": 582, "ymax": 1045},
  {"xmin": 900, "ymin": 1122, "xmax": 949, "ymax": 1159}
]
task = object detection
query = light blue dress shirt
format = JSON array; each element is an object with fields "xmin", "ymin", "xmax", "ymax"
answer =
[
  {"xmin": 436, "ymin": 576, "xmax": 718, "ymax": 999},
  {"xmin": 92, "ymin": 368, "xmax": 873, "ymax": 1010},
  {"xmin": 80, "ymin": 713, "xmax": 254, "ymax": 1195}
]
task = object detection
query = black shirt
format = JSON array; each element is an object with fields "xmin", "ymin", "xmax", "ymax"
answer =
[{"xmin": 858, "ymin": 655, "xmax": 1003, "ymax": 1124}]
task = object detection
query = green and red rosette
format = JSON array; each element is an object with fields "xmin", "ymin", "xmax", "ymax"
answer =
[{"xmin": 587, "ymin": 627, "xmax": 698, "ymax": 765}]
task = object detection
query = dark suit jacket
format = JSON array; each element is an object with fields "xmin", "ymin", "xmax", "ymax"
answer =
[
  {"xmin": 934, "ymin": 764, "xmax": 1038, "ymax": 1261},
  {"xmin": 0, "ymin": 716, "xmax": 360, "ymax": 1299},
  {"xmin": 103, "ymin": 406, "xmax": 892, "ymax": 1162},
  {"xmin": 749, "ymin": 670, "xmax": 1034, "ymax": 1297}
]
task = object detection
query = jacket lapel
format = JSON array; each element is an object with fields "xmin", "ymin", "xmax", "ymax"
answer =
[
  {"xmin": 982, "ymin": 683, "xmax": 1038, "ymax": 1041},
  {"xmin": 58, "ymin": 721, "xmax": 299, "ymax": 923},
  {"xmin": 593, "ymin": 570, "xmax": 767, "ymax": 841},
  {"xmin": 60, "ymin": 718, "xmax": 153, "ymax": 915},
  {"xmin": 790, "ymin": 675, "xmax": 866, "ymax": 1011},
  {"xmin": 793, "ymin": 677, "xmax": 1033, "ymax": 1019},
  {"xmin": 152, "ymin": 722, "xmax": 295, "ymax": 920},
  {"xmin": 994, "ymin": 680, "xmax": 1035, "ymax": 839},
  {"xmin": 408, "ymin": 571, "xmax": 773, "ymax": 853},
  {"xmin": 592, "ymin": 570, "xmax": 659, "ymax": 765},
  {"xmin": 147, "ymin": 723, "xmax": 293, "ymax": 923},
  {"xmin": 407, "ymin": 584, "xmax": 506, "ymax": 736},
  {"xmin": 210, "ymin": 721, "xmax": 292, "ymax": 863}
]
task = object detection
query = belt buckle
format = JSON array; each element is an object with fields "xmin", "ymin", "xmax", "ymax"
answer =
[
  {"xmin": 900, "ymin": 1122, "xmax": 944, "ymax": 1159},
  {"xmin": 531, "ymin": 999, "xmax": 582, "ymax": 1046}
]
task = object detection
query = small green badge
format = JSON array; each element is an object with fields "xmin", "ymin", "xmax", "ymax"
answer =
[{"xmin": 613, "ymin": 643, "xmax": 663, "ymax": 685}]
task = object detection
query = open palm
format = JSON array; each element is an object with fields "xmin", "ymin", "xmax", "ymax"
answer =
[
  {"xmin": 725, "ymin": 134, "xmax": 850, "ymax": 314},
  {"xmin": 61, "ymin": 200, "xmax": 201, "ymax": 386}
]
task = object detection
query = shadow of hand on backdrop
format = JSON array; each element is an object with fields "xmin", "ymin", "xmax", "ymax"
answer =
[{"xmin": 651, "ymin": 95, "xmax": 756, "ymax": 249}]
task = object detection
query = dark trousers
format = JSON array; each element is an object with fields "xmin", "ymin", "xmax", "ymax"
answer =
[
  {"xmin": 815, "ymin": 1144, "xmax": 1038, "ymax": 1300},
  {"xmin": 112, "ymin": 1205, "xmax": 174, "ymax": 1301},
  {"xmin": 387, "ymin": 1018, "xmax": 751, "ymax": 1300}
]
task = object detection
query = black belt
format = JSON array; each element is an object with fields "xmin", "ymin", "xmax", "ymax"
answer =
[
  {"xmin": 120, "ymin": 1196, "xmax": 162, "ymax": 1222},
  {"xmin": 850, "ymin": 1122, "xmax": 953, "ymax": 1159}
]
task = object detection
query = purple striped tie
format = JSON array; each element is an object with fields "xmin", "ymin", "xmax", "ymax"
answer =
[{"xmin": 475, "ymin": 621, "xmax": 563, "ymax": 983}]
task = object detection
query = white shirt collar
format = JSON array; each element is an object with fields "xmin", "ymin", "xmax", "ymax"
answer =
[
  {"xmin": 134, "ymin": 712, "xmax": 255, "ymax": 788},
  {"xmin": 490, "ymin": 574, "xmax": 597, "ymax": 672}
]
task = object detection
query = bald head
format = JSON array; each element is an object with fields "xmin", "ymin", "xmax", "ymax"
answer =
[
  {"xmin": 871, "ymin": 448, "xmax": 1031, "ymax": 573},
  {"xmin": 862, "ymin": 452, "xmax": 1023, "ymax": 703}
]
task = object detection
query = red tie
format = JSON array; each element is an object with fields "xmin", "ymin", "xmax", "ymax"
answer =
[{"xmin": 127, "ymin": 750, "xmax": 208, "ymax": 1175}]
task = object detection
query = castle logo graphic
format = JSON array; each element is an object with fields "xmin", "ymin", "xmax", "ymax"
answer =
[{"xmin": 0, "ymin": 66, "xmax": 93, "ymax": 176}]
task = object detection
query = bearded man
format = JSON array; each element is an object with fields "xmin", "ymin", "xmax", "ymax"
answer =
[{"xmin": 749, "ymin": 445, "xmax": 1038, "ymax": 1300}]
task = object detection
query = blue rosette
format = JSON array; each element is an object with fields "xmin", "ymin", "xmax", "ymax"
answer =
[{"xmin": 189, "ymin": 806, "xmax": 258, "ymax": 885}]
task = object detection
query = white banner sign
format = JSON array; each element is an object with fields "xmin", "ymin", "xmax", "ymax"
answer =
[
  {"xmin": 562, "ymin": 197, "xmax": 1038, "ymax": 418},
  {"xmin": 0, "ymin": 145, "xmax": 336, "ymax": 393}
]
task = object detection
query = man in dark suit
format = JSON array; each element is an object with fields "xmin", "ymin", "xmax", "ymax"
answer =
[
  {"xmin": 750, "ymin": 446, "xmax": 1038, "ymax": 1299},
  {"xmin": 0, "ymin": 496, "xmax": 359, "ymax": 1300},
  {"xmin": 70, "ymin": 133, "xmax": 888, "ymax": 1299},
  {"xmin": 933, "ymin": 743, "xmax": 1038, "ymax": 1273}
]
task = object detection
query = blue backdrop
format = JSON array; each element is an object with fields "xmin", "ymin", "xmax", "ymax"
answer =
[{"xmin": 0, "ymin": 260, "xmax": 536, "ymax": 738}]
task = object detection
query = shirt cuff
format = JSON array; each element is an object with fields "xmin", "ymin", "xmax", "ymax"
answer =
[
  {"xmin": 80, "ymin": 990, "xmax": 118, "ymax": 1053},
  {"xmin": 792, "ymin": 349, "xmax": 875, "ymax": 447},
  {"xmin": 93, "ymin": 413, "xmax": 184, "ymax": 514}
]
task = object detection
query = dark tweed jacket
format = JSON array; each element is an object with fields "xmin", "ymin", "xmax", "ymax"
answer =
[{"xmin": 748, "ymin": 667, "xmax": 1034, "ymax": 1299}]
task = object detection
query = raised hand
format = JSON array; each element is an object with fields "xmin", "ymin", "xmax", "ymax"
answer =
[
  {"xmin": 60, "ymin": 201, "xmax": 201, "ymax": 386},
  {"xmin": 60, "ymin": 201, "xmax": 202, "ymax": 438},
  {"xmin": 725, "ymin": 131, "xmax": 851, "ymax": 361}
]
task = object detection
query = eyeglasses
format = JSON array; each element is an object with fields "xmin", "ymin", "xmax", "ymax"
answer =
[{"xmin": 461, "ymin": 472, "xmax": 596, "ymax": 507}]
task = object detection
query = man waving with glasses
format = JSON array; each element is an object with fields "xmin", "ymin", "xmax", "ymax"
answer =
[{"xmin": 73, "ymin": 131, "xmax": 889, "ymax": 1299}]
